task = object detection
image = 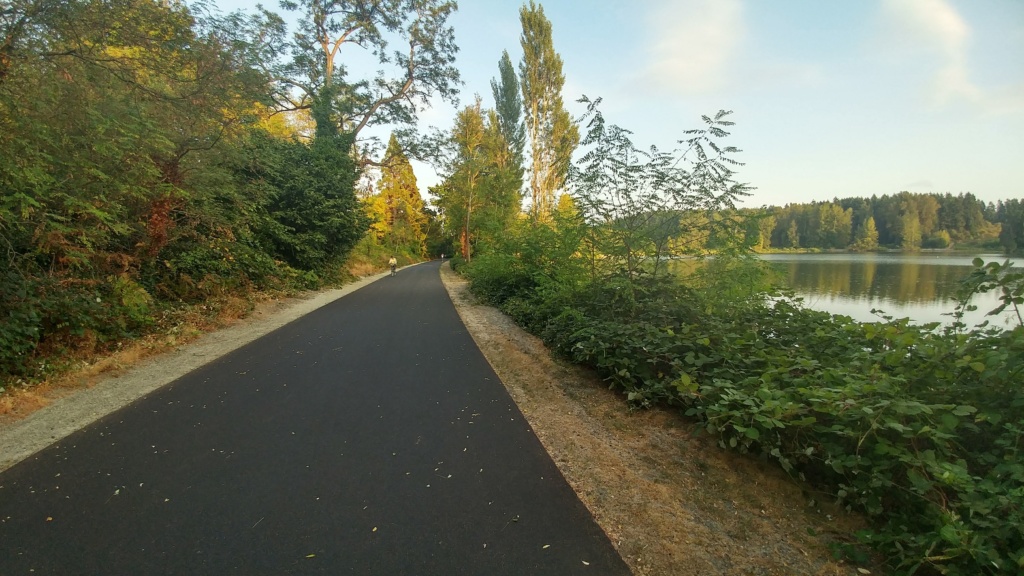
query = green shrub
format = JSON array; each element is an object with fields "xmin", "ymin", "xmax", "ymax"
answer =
[{"xmin": 468, "ymin": 257, "xmax": 1024, "ymax": 575}]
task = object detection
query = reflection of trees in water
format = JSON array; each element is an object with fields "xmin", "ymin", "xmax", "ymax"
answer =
[
  {"xmin": 854, "ymin": 259, "xmax": 876, "ymax": 297},
  {"xmin": 786, "ymin": 259, "xmax": 973, "ymax": 305},
  {"xmin": 897, "ymin": 261, "xmax": 922, "ymax": 302}
]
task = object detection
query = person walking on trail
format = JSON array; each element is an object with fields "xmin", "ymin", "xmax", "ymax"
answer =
[{"xmin": 388, "ymin": 256, "xmax": 397, "ymax": 277}]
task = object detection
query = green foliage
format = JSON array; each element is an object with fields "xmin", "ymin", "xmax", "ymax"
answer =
[
  {"xmin": 569, "ymin": 97, "xmax": 752, "ymax": 300},
  {"xmin": 764, "ymin": 192, "xmax": 1005, "ymax": 251},
  {"xmin": 240, "ymin": 132, "xmax": 369, "ymax": 273},
  {"xmin": 459, "ymin": 101, "xmax": 1024, "ymax": 574},
  {"xmin": 367, "ymin": 134, "xmax": 427, "ymax": 256},
  {"xmin": 851, "ymin": 216, "xmax": 880, "ymax": 251},
  {"xmin": 0, "ymin": 2, "xmax": 372, "ymax": 384},
  {"xmin": 471, "ymin": 251, "xmax": 1024, "ymax": 574},
  {"xmin": 997, "ymin": 199, "xmax": 1024, "ymax": 254},
  {"xmin": 434, "ymin": 96, "xmax": 524, "ymax": 261},
  {"xmin": 519, "ymin": 0, "xmax": 578, "ymax": 220},
  {"xmin": 490, "ymin": 49, "xmax": 526, "ymax": 195},
  {"xmin": 278, "ymin": 0, "xmax": 460, "ymax": 152}
]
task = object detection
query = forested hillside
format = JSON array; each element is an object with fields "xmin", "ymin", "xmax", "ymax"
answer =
[
  {"xmin": 1, "ymin": 0, "xmax": 458, "ymax": 384},
  {"xmin": 741, "ymin": 192, "xmax": 1022, "ymax": 252}
]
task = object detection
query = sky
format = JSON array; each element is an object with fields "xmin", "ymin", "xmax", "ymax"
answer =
[{"xmin": 213, "ymin": 0, "xmax": 1024, "ymax": 208}]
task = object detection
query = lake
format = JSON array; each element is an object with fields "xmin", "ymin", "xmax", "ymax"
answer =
[{"xmin": 759, "ymin": 252, "xmax": 1019, "ymax": 328}]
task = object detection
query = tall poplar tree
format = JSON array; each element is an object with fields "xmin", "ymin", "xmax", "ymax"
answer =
[
  {"xmin": 437, "ymin": 100, "xmax": 487, "ymax": 260},
  {"xmin": 518, "ymin": 0, "xmax": 578, "ymax": 220},
  {"xmin": 491, "ymin": 50, "xmax": 525, "ymax": 196}
]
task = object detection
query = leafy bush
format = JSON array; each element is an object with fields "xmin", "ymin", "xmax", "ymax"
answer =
[
  {"xmin": 457, "ymin": 98, "xmax": 1023, "ymax": 575},
  {"xmin": 465, "ymin": 238, "xmax": 1024, "ymax": 574},
  {"xmin": 0, "ymin": 272, "xmax": 45, "ymax": 378}
]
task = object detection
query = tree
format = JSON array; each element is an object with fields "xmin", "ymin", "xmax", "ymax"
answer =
[
  {"xmin": 999, "ymin": 199, "xmax": 1024, "ymax": 254},
  {"xmin": 437, "ymin": 99, "xmax": 487, "ymax": 260},
  {"xmin": 243, "ymin": 132, "xmax": 370, "ymax": 272},
  {"xmin": 479, "ymin": 108, "xmax": 526, "ymax": 236},
  {"xmin": 757, "ymin": 212, "xmax": 776, "ymax": 250},
  {"xmin": 434, "ymin": 92, "xmax": 528, "ymax": 261},
  {"xmin": 569, "ymin": 98, "xmax": 751, "ymax": 290},
  {"xmin": 377, "ymin": 133, "xmax": 426, "ymax": 254},
  {"xmin": 817, "ymin": 203, "xmax": 853, "ymax": 249},
  {"xmin": 901, "ymin": 209, "xmax": 922, "ymax": 251},
  {"xmin": 490, "ymin": 49, "xmax": 525, "ymax": 196},
  {"xmin": 851, "ymin": 216, "xmax": 879, "ymax": 251},
  {"xmin": 278, "ymin": 0, "xmax": 460, "ymax": 155},
  {"xmin": 917, "ymin": 194, "xmax": 940, "ymax": 237},
  {"xmin": 519, "ymin": 0, "xmax": 578, "ymax": 220},
  {"xmin": 0, "ymin": 0, "xmax": 325, "ymax": 377},
  {"xmin": 786, "ymin": 220, "xmax": 800, "ymax": 248}
]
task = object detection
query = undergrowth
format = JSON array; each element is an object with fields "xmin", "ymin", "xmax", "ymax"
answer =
[{"xmin": 466, "ymin": 252, "xmax": 1023, "ymax": 575}]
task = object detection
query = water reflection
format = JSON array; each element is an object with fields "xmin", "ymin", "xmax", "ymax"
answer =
[{"xmin": 759, "ymin": 253, "xmax": 1014, "ymax": 327}]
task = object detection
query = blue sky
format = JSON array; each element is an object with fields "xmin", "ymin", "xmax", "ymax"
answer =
[{"xmin": 215, "ymin": 0, "xmax": 1024, "ymax": 208}]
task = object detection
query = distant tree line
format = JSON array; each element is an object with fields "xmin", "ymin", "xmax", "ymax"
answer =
[{"xmin": 741, "ymin": 192, "xmax": 1021, "ymax": 252}]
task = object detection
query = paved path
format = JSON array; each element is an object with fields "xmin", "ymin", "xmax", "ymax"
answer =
[{"xmin": 0, "ymin": 261, "xmax": 630, "ymax": 575}]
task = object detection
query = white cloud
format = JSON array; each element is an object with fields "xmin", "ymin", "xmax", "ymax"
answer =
[
  {"xmin": 639, "ymin": 0, "xmax": 745, "ymax": 95},
  {"xmin": 881, "ymin": 0, "xmax": 981, "ymax": 105}
]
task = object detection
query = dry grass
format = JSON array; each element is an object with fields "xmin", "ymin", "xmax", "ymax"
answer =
[
  {"xmin": 440, "ymin": 264, "xmax": 870, "ymax": 576},
  {"xmin": 0, "ymin": 251, "xmax": 395, "ymax": 423},
  {"xmin": 346, "ymin": 260, "xmax": 381, "ymax": 278},
  {"xmin": 0, "ymin": 292, "xmax": 286, "ymax": 422},
  {"xmin": 0, "ymin": 253, "xmax": 393, "ymax": 423}
]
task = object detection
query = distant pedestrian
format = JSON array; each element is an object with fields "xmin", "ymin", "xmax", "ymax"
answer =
[{"xmin": 388, "ymin": 256, "xmax": 397, "ymax": 276}]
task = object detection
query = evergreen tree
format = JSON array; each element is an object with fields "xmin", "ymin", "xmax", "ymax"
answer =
[
  {"xmin": 491, "ymin": 49, "xmax": 525, "ymax": 196},
  {"xmin": 518, "ymin": 0, "xmax": 578, "ymax": 220},
  {"xmin": 379, "ymin": 134, "xmax": 426, "ymax": 255},
  {"xmin": 999, "ymin": 199, "xmax": 1024, "ymax": 253}
]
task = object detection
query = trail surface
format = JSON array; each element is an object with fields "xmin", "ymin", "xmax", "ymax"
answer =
[{"xmin": 0, "ymin": 261, "xmax": 629, "ymax": 575}]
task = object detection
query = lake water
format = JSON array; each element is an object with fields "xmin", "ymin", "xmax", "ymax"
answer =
[{"xmin": 759, "ymin": 252, "xmax": 1019, "ymax": 328}]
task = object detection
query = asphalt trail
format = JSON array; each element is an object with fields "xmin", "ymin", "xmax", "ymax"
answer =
[{"xmin": 0, "ymin": 261, "xmax": 630, "ymax": 575}]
